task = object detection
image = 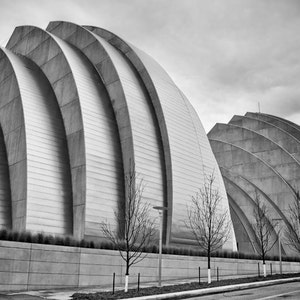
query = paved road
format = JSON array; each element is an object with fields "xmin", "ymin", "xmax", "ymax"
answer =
[{"xmin": 187, "ymin": 281, "xmax": 300, "ymax": 300}]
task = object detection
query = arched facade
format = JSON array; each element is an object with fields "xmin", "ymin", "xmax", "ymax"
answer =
[
  {"xmin": 0, "ymin": 22, "xmax": 235, "ymax": 250},
  {"xmin": 208, "ymin": 112, "xmax": 300, "ymax": 256}
]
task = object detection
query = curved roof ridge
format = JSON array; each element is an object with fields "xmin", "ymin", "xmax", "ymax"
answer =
[
  {"xmin": 246, "ymin": 112, "xmax": 300, "ymax": 142},
  {"xmin": 261, "ymin": 112, "xmax": 300, "ymax": 131},
  {"xmin": 221, "ymin": 167, "xmax": 290, "ymax": 226},
  {"xmin": 79, "ymin": 25, "xmax": 173, "ymax": 243},
  {"xmin": 210, "ymin": 122, "xmax": 300, "ymax": 169},
  {"xmin": 227, "ymin": 193, "xmax": 258, "ymax": 253},
  {"xmin": 210, "ymin": 138, "xmax": 295, "ymax": 195},
  {"xmin": 231, "ymin": 114, "xmax": 300, "ymax": 147}
]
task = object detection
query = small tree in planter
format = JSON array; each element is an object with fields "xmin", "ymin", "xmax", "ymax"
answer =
[
  {"xmin": 101, "ymin": 166, "xmax": 157, "ymax": 292},
  {"xmin": 251, "ymin": 191, "xmax": 278, "ymax": 277},
  {"xmin": 186, "ymin": 173, "xmax": 231, "ymax": 284}
]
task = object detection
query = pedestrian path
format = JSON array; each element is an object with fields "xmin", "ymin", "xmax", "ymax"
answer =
[
  {"xmin": 4, "ymin": 275, "xmax": 300, "ymax": 300},
  {"xmin": 6, "ymin": 278, "xmax": 201, "ymax": 300}
]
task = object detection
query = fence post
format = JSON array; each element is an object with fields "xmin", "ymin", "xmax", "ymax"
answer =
[
  {"xmin": 258, "ymin": 263, "xmax": 260, "ymax": 277},
  {"xmin": 270, "ymin": 263, "xmax": 272, "ymax": 276},
  {"xmin": 112, "ymin": 272, "xmax": 115, "ymax": 294},
  {"xmin": 198, "ymin": 267, "xmax": 201, "ymax": 284},
  {"xmin": 217, "ymin": 267, "xmax": 219, "ymax": 282},
  {"xmin": 137, "ymin": 273, "xmax": 140, "ymax": 292}
]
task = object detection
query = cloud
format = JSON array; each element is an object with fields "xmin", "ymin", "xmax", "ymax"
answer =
[
  {"xmin": 176, "ymin": 0, "xmax": 300, "ymax": 131},
  {"xmin": 0, "ymin": 0, "xmax": 300, "ymax": 131}
]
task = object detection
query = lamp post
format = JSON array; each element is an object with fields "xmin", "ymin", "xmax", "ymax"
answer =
[
  {"xmin": 273, "ymin": 218, "xmax": 282, "ymax": 275},
  {"xmin": 153, "ymin": 206, "xmax": 168, "ymax": 287}
]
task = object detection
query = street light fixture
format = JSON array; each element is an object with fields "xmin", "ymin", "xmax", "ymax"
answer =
[
  {"xmin": 272, "ymin": 218, "xmax": 282, "ymax": 275},
  {"xmin": 153, "ymin": 206, "xmax": 168, "ymax": 287}
]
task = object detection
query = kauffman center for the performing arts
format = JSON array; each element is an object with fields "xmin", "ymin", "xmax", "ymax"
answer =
[{"xmin": 0, "ymin": 21, "xmax": 235, "ymax": 250}]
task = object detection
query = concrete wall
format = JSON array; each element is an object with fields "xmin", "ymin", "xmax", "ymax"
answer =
[{"xmin": 0, "ymin": 240, "xmax": 299, "ymax": 292}]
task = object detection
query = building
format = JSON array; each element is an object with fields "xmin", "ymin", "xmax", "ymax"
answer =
[
  {"xmin": 208, "ymin": 112, "xmax": 300, "ymax": 256},
  {"xmin": 0, "ymin": 21, "xmax": 235, "ymax": 249}
]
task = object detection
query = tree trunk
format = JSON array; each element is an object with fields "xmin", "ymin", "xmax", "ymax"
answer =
[
  {"xmin": 207, "ymin": 268, "xmax": 211, "ymax": 284},
  {"xmin": 207, "ymin": 251, "xmax": 211, "ymax": 284},
  {"xmin": 125, "ymin": 259, "xmax": 129, "ymax": 292},
  {"xmin": 262, "ymin": 255, "xmax": 266, "ymax": 278},
  {"xmin": 125, "ymin": 275, "xmax": 129, "ymax": 292}
]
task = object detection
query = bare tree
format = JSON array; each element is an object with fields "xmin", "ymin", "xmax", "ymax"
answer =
[
  {"xmin": 101, "ymin": 167, "xmax": 157, "ymax": 292},
  {"xmin": 285, "ymin": 189, "xmax": 300, "ymax": 253},
  {"xmin": 186, "ymin": 174, "xmax": 231, "ymax": 284},
  {"xmin": 251, "ymin": 191, "xmax": 278, "ymax": 277}
]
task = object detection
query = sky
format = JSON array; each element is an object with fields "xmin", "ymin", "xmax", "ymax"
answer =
[{"xmin": 0, "ymin": 0, "xmax": 300, "ymax": 132}]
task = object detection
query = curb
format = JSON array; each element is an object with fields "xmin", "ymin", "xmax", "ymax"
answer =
[{"xmin": 125, "ymin": 277, "xmax": 300, "ymax": 300}]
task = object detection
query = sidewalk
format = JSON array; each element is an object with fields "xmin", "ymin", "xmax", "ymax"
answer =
[{"xmin": 5, "ymin": 275, "xmax": 300, "ymax": 300}]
